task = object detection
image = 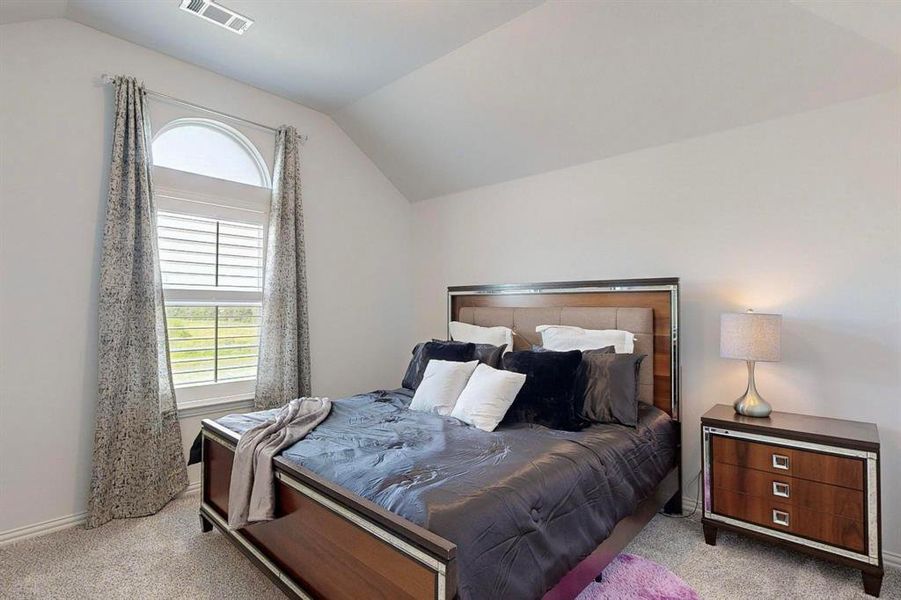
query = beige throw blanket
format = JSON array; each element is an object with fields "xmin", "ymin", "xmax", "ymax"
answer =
[{"xmin": 227, "ymin": 397, "xmax": 331, "ymax": 530}]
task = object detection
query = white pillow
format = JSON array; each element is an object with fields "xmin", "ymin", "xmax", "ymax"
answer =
[
  {"xmin": 409, "ymin": 360, "xmax": 479, "ymax": 416},
  {"xmin": 536, "ymin": 325, "xmax": 635, "ymax": 353},
  {"xmin": 449, "ymin": 321, "xmax": 513, "ymax": 353},
  {"xmin": 451, "ymin": 364, "xmax": 526, "ymax": 432}
]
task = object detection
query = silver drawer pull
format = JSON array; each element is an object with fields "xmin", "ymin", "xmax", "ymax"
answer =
[
  {"xmin": 772, "ymin": 509, "xmax": 790, "ymax": 527},
  {"xmin": 772, "ymin": 481, "xmax": 791, "ymax": 498},
  {"xmin": 772, "ymin": 454, "xmax": 790, "ymax": 470}
]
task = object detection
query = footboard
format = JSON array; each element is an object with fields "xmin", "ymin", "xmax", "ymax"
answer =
[{"xmin": 199, "ymin": 420, "xmax": 458, "ymax": 600}]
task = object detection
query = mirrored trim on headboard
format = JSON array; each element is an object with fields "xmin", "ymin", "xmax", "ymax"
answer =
[{"xmin": 447, "ymin": 278, "xmax": 681, "ymax": 421}]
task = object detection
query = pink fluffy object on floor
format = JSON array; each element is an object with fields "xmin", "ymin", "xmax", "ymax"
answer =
[{"xmin": 575, "ymin": 553, "xmax": 701, "ymax": 600}]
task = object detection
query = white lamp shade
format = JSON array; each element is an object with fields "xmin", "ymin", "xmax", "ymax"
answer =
[{"xmin": 720, "ymin": 312, "xmax": 782, "ymax": 362}]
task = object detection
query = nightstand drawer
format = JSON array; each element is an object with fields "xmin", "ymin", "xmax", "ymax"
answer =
[
  {"xmin": 712, "ymin": 435, "xmax": 864, "ymax": 490},
  {"xmin": 713, "ymin": 489, "xmax": 866, "ymax": 552},
  {"xmin": 712, "ymin": 462, "xmax": 864, "ymax": 520}
]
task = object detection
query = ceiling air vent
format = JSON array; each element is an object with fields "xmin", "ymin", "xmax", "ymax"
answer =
[{"xmin": 179, "ymin": 0, "xmax": 254, "ymax": 35}]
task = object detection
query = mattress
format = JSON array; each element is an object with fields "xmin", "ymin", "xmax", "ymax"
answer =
[{"xmin": 215, "ymin": 389, "xmax": 677, "ymax": 600}]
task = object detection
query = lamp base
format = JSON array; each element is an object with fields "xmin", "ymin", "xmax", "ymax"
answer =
[{"xmin": 733, "ymin": 360, "xmax": 772, "ymax": 418}]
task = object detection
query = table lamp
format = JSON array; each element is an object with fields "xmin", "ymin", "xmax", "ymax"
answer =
[{"xmin": 720, "ymin": 309, "xmax": 782, "ymax": 417}]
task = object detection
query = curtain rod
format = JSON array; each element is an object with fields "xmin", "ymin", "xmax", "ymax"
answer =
[{"xmin": 100, "ymin": 74, "xmax": 308, "ymax": 143}]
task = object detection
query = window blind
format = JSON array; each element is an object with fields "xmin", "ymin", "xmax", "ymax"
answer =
[
  {"xmin": 158, "ymin": 212, "xmax": 264, "ymax": 289},
  {"xmin": 158, "ymin": 210, "xmax": 264, "ymax": 388}
]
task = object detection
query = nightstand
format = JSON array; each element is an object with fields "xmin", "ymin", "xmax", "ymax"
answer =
[{"xmin": 701, "ymin": 405, "xmax": 883, "ymax": 597}]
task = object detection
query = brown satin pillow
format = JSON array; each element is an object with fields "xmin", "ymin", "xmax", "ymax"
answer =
[{"xmin": 576, "ymin": 350, "xmax": 646, "ymax": 427}]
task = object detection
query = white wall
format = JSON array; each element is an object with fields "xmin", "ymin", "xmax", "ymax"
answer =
[
  {"xmin": 0, "ymin": 19, "xmax": 413, "ymax": 535},
  {"xmin": 411, "ymin": 88, "xmax": 901, "ymax": 556}
]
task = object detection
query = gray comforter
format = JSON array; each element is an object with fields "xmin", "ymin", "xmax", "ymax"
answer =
[{"xmin": 216, "ymin": 389, "xmax": 676, "ymax": 600}]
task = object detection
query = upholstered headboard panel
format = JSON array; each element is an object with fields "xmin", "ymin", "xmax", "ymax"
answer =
[
  {"xmin": 448, "ymin": 279, "xmax": 680, "ymax": 418},
  {"xmin": 457, "ymin": 305, "xmax": 654, "ymax": 404}
]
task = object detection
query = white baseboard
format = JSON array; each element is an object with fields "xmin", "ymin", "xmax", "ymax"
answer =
[
  {"xmin": 1, "ymin": 396, "xmax": 217, "ymax": 547},
  {"xmin": 1, "ymin": 397, "xmax": 223, "ymax": 548},
  {"xmin": 682, "ymin": 495, "xmax": 700, "ymax": 515},
  {"xmin": 0, "ymin": 482, "xmax": 202, "ymax": 547},
  {"xmin": 0, "ymin": 511, "xmax": 87, "ymax": 547}
]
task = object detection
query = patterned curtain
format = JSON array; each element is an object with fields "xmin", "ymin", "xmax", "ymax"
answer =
[
  {"xmin": 86, "ymin": 77, "xmax": 187, "ymax": 529},
  {"xmin": 254, "ymin": 126, "xmax": 312, "ymax": 410}
]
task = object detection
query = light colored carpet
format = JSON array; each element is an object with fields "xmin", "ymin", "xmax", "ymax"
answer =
[
  {"xmin": 1, "ymin": 491, "xmax": 897, "ymax": 599},
  {"xmin": 626, "ymin": 511, "xmax": 898, "ymax": 600}
]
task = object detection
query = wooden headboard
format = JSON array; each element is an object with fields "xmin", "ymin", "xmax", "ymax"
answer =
[{"xmin": 448, "ymin": 278, "xmax": 681, "ymax": 420}]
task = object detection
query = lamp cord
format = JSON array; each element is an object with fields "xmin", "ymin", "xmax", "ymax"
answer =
[{"xmin": 659, "ymin": 468, "xmax": 702, "ymax": 519}]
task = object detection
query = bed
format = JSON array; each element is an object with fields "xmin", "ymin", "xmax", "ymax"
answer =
[{"xmin": 198, "ymin": 278, "xmax": 682, "ymax": 600}]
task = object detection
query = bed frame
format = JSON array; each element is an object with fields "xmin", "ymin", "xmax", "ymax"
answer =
[{"xmin": 199, "ymin": 278, "xmax": 682, "ymax": 600}]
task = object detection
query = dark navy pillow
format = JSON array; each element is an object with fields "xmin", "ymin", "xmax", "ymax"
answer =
[
  {"xmin": 501, "ymin": 349, "xmax": 585, "ymax": 431},
  {"xmin": 401, "ymin": 341, "xmax": 475, "ymax": 390},
  {"xmin": 532, "ymin": 344, "xmax": 614, "ymax": 355},
  {"xmin": 433, "ymin": 339, "xmax": 506, "ymax": 369}
]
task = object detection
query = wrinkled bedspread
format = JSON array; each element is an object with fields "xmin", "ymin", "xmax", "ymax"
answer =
[{"xmin": 216, "ymin": 389, "xmax": 676, "ymax": 600}]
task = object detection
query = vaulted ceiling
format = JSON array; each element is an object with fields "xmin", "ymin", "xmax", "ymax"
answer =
[
  {"xmin": 2, "ymin": 1, "xmax": 899, "ymax": 202},
  {"xmin": 61, "ymin": 0, "xmax": 543, "ymax": 111},
  {"xmin": 334, "ymin": 1, "xmax": 900, "ymax": 200}
]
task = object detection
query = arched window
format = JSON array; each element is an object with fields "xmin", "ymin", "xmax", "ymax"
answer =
[
  {"xmin": 151, "ymin": 117, "xmax": 271, "ymax": 403},
  {"xmin": 152, "ymin": 118, "xmax": 271, "ymax": 188}
]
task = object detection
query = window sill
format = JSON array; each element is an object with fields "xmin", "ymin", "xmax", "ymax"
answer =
[{"xmin": 177, "ymin": 394, "xmax": 254, "ymax": 419}]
